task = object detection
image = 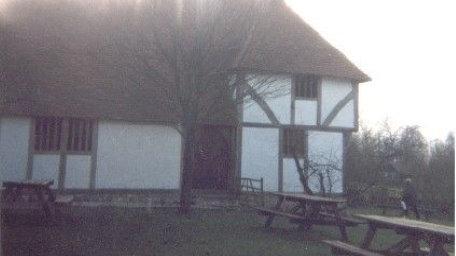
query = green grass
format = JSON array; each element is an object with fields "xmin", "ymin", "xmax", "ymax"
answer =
[{"xmin": 2, "ymin": 206, "xmax": 454, "ymax": 256}]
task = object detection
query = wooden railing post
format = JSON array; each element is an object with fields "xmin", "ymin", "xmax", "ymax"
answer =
[{"xmin": 260, "ymin": 178, "xmax": 265, "ymax": 206}]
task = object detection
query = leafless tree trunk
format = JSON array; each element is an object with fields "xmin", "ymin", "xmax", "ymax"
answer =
[{"xmin": 292, "ymin": 150, "xmax": 342, "ymax": 196}]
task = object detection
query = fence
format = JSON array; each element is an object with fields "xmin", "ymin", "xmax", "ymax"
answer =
[{"xmin": 240, "ymin": 177, "xmax": 264, "ymax": 206}]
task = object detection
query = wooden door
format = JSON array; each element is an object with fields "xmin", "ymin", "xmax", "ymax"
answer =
[{"xmin": 193, "ymin": 125, "xmax": 235, "ymax": 190}]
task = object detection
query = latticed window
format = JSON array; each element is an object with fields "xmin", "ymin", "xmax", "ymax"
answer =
[
  {"xmin": 34, "ymin": 117, "xmax": 94, "ymax": 153},
  {"xmin": 295, "ymin": 75, "xmax": 319, "ymax": 99},
  {"xmin": 67, "ymin": 118, "xmax": 93, "ymax": 152},
  {"xmin": 34, "ymin": 117, "xmax": 63, "ymax": 152},
  {"xmin": 283, "ymin": 128, "xmax": 306, "ymax": 158}
]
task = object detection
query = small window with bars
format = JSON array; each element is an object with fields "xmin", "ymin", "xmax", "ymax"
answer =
[
  {"xmin": 34, "ymin": 117, "xmax": 63, "ymax": 152},
  {"xmin": 66, "ymin": 118, "xmax": 94, "ymax": 152},
  {"xmin": 283, "ymin": 128, "xmax": 306, "ymax": 158},
  {"xmin": 295, "ymin": 75, "xmax": 319, "ymax": 99}
]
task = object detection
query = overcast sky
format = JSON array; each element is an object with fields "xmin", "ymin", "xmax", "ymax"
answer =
[
  {"xmin": 1, "ymin": 0, "xmax": 454, "ymax": 140},
  {"xmin": 286, "ymin": 0, "xmax": 456, "ymax": 140}
]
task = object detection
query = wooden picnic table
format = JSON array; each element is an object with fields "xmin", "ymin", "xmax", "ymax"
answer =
[
  {"xmin": 355, "ymin": 214, "xmax": 454, "ymax": 256},
  {"xmin": 1, "ymin": 180, "xmax": 58, "ymax": 221},
  {"xmin": 252, "ymin": 192, "xmax": 359, "ymax": 241}
]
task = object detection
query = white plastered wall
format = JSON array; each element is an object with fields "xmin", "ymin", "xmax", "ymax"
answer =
[
  {"xmin": 96, "ymin": 121, "xmax": 181, "ymax": 189},
  {"xmin": 282, "ymin": 131, "xmax": 344, "ymax": 193},
  {"xmin": 243, "ymin": 75, "xmax": 291, "ymax": 124},
  {"xmin": 32, "ymin": 155, "xmax": 60, "ymax": 189},
  {"xmin": 241, "ymin": 127, "xmax": 279, "ymax": 191},
  {"xmin": 308, "ymin": 131, "xmax": 343, "ymax": 193},
  {"xmin": 0, "ymin": 117, "xmax": 30, "ymax": 183},
  {"xmin": 283, "ymin": 158, "xmax": 305, "ymax": 193},
  {"xmin": 65, "ymin": 155, "xmax": 91, "ymax": 189},
  {"xmin": 321, "ymin": 78, "xmax": 354, "ymax": 128},
  {"xmin": 295, "ymin": 100, "xmax": 317, "ymax": 125}
]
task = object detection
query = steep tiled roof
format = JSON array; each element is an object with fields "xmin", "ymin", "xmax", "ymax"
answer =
[{"xmin": 1, "ymin": 0, "xmax": 369, "ymax": 123}]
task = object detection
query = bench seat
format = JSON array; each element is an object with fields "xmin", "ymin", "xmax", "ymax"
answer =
[
  {"xmin": 320, "ymin": 212, "xmax": 364, "ymax": 226},
  {"xmin": 323, "ymin": 240, "xmax": 384, "ymax": 256},
  {"xmin": 55, "ymin": 195, "xmax": 74, "ymax": 206},
  {"xmin": 250, "ymin": 206, "xmax": 307, "ymax": 221},
  {"xmin": 250, "ymin": 206, "xmax": 360, "ymax": 227}
]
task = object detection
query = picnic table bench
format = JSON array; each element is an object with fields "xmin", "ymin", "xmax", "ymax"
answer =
[
  {"xmin": 252, "ymin": 192, "xmax": 361, "ymax": 241},
  {"xmin": 1, "ymin": 180, "xmax": 74, "ymax": 222},
  {"xmin": 324, "ymin": 214, "xmax": 454, "ymax": 256}
]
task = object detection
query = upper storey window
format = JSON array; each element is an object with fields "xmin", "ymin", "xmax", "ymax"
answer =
[{"xmin": 295, "ymin": 75, "xmax": 320, "ymax": 99}]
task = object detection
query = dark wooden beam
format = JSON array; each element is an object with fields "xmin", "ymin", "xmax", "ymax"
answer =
[
  {"xmin": 242, "ymin": 122, "xmax": 357, "ymax": 132},
  {"xmin": 290, "ymin": 75, "xmax": 296, "ymax": 125},
  {"xmin": 278, "ymin": 127, "xmax": 284, "ymax": 192},
  {"xmin": 26, "ymin": 118, "xmax": 35, "ymax": 179},
  {"xmin": 244, "ymin": 83, "xmax": 280, "ymax": 125},
  {"xmin": 89, "ymin": 120, "xmax": 99, "ymax": 190},
  {"xmin": 317, "ymin": 79, "xmax": 323, "ymax": 126},
  {"xmin": 353, "ymin": 83, "xmax": 359, "ymax": 131},
  {"xmin": 57, "ymin": 119, "xmax": 69, "ymax": 190},
  {"xmin": 322, "ymin": 90, "xmax": 355, "ymax": 127}
]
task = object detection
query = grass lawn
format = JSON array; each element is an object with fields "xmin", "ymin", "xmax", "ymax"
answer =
[{"xmin": 2, "ymin": 206, "xmax": 454, "ymax": 256}]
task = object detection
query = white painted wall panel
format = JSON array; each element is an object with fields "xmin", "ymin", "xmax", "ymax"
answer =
[
  {"xmin": 330, "ymin": 100, "xmax": 355, "ymax": 128},
  {"xmin": 283, "ymin": 159, "xmax": 303, "ymax": 193},
  {"xmin": 65, "ymin": 155, "xmax": 91, "ymax": 189},
  {"xmin": 0, "ymin": 117, "xmax": 30, "ymax": 183},
  {"xmin": 295, "ymin": 100, "xmax": 317, "ymax": 125},
  {"xmin": 243, "ymin": 102, "xmax": 270, "ymax": 123},
  {"xmin": 96, "ymin": 122, "xmax": 181, "ymax": 189},
  {"xmin": 283, "ymin": 158, "xmax": 324, "ymax": 193},
  {"xmin": 243, "ymin": 75, "xmax": 291, "ymax": 124},
  {"xmin": 321, "ymin": 78, "xmax": 354, "ymax": 128},
  {"xmin": 308, "ymin": 131, "xmax": 343, "ymax": 193},
  {"xmin": 241, "ymin": 127, "xmax": 279, "ymax": 191},
  {"xmin": 32, "ymin": 155, "xmax": 60, "ymax": 189}
]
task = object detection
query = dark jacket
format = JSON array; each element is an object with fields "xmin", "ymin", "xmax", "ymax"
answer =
[{"xmin": 402, "ymin": 183, "xmax": 418, "ymax": 204}]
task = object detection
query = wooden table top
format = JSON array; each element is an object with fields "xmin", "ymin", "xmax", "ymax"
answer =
[
  {"xmin": 355, "ymin": 214, "xmax": 455, "ymax": 238},
  {"xmin": 2, "ymin": 180, "xmax": 54, "ymax": 188},
  {"xmin": 269, "ymin": 192, "xmax": 346, "ymax": 204}
]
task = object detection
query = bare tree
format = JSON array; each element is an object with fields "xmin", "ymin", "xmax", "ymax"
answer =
[
  {"xmin": 100, "ymin": 0, "xmax": 287, "ymax": 213},
  {"xmin": 1, "ymin": 0, "xmax": 288, "ymax": 214},
  {"xmin": 292, "ymin": 150, "xmax": 342, "ymax": 196}
]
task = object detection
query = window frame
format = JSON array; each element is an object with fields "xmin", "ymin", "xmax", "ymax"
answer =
[
  {"xmin": 33, "ymin": 117, "xmax": 63, "ymax": 154},
  {"xmin": 295, "ymin": 74, "xmax": 320, "ymax": 100},
  {"xmin": 282, "ymin": 128, "xmax": 307, "ymax": 158},
  {"xmin": 33, "ymin": 117, "xmax": 94, "ymax": 155}
]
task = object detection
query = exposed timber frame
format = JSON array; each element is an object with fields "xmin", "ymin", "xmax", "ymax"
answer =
[
  {"xmin": 290, "ymin": 75, "xmax": 296, "ymax": 125},
  {"xmin": 89, "ymin": 120, "xmax": 99, "ymax": 189},
  {"xmin": 57, "ymin": 119, "xmax": 69, "ymax": 190},
  {"xmin": 353, "ymin": 82, "xmax": 359, "ymax": 131},
  {"xmin": 278, "ymin": 127, "xmax": 284, "ymax": 192},
  {"xmin": 242, "ymin": 122, "xmax": 357, "ymax": 132},
  {"xmin": 26, "ymin": 118, "xmax": 35, "ymax": 179},
  {"xmin": 26, "ymin": 116, "xmax": 99, "ymax": 190},
  {"xmin": 322, "ymin": 89, "xmax": 355, "ymax": 127},
  {"xmin": 244, "ymin": 82, "xmax": 280, "ymax": 125},
  {"xmin": 317, "ymin": 78, "xmax": 323, "ymax": 126}
]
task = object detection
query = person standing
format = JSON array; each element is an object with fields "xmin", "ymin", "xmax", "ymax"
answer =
[{"xmin": 401, "ymin": 178, "xmax": 420, "ymax": 219}]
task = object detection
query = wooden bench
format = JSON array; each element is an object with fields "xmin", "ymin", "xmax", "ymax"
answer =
[
  {"xmin": 250, "ymin": 206, "xmax": 307, "ymax": 222},
  {"xmin": 251, "ymin": 206, "xmax": 361, "ymax": 229},
  {"xmin": 55, "ymin": 195, "xmax": 74, "ymax": 206},
  {"xmin": 319, "ymin": 212, "xmax": 364, "ymax": 227},
  {"xmin": 323, "ymin": 240, "xmax": 384, "ymax": 256}
]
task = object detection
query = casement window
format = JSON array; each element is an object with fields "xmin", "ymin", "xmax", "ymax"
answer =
[
  {"xmin": 283, "ymin": 128, "xmax": 306, "ymax": 158},
  {"xmin": 34, "ymin": 117, "xmax": 64, "ymax": 152},
  {"xmin": 34, "ymin": 117, "xmax": 94, "ymax": 153},
  {"xmin": 66, "ymin": 118, "xmax": 94, "ymax": 152},
  {"xmin": 295, "ymin": 75, "xmax": 319, "ymax": 99}
]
